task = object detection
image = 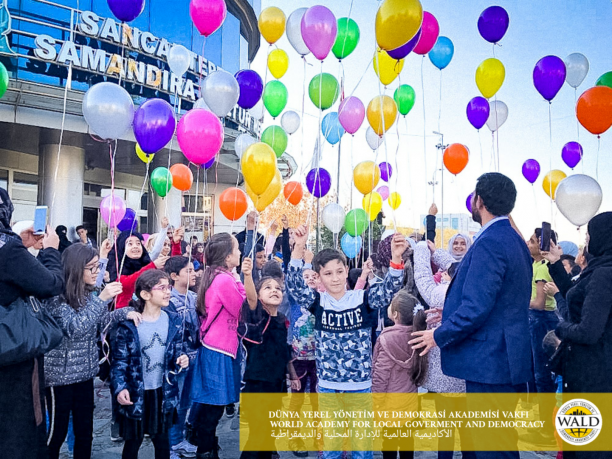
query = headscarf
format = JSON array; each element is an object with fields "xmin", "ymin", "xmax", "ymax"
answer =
[
  {"xmin": 55, "ymin": 225, "xmax": 72, "ymax": 253},
  {"xmin": 448, "ymin": 233, "xmax": 472, "ymax": 262},
  {"xmin": 586, "ymin": 212, "xmax": 612, "ymax": 258},
  {"xmin": 0, "ymin": 187, "xmax": 13, "ymax": 231},
  {"xmin": 558, "ymin": 241, "xmax": 579, "ymax": 258},
  {"xmin": 191, "ymin": 242, "xmax": 204, "ymax": 264},
  {"xmin": 107, "ymin": 230, "xmax": 151, "ymax": 282}
]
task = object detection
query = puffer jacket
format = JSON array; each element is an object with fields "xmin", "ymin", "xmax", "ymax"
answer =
[{"xmin": 44, "ymin": 293, "xmax": 132, "ymax": 387}]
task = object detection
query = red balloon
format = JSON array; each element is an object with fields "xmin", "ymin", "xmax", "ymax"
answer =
[
  {"xmin": 169, "ymin": 164, "xmax": 193, "ymax": 191},
  {"xmin": 283, "ymin": 181, "xmax": 303, "ymax": 205},
  {"xmin": 443, "ymin": 144, "xmax": 470, "ymax": 175},
  {"xmin": 219, "ymin": 187, "xmax": 248, "ymax": 221},
  {"xmin": 576, "ymin": 86, "xmax": 612, "ymax": 136}
]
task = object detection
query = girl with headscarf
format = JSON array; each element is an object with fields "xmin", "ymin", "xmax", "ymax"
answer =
[
  {"xmin": 447, "ymin": 233, "xmax": 472, "ymax": 263},
  {"xmin": 55, "ymin": 225, "xmax": 72, "ymax": 253}
]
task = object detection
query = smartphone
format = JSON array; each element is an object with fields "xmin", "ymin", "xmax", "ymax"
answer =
[
  {"xmin": 540, "ymin": 222, "xmax": 552, "ymax": 252},
  {"xmin": 33, "ymin": 206, "xmax": 48, "ymax": 235}
]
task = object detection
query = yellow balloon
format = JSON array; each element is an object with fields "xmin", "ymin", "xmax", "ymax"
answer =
[
  {"xmin": 373, "ymin": 49, "xmax": 405, "ymax": 86},
  {"xmin": 258, "ymin": 7, "xmax": 286, "ymax": 45},
  {"xmin": 475, "ymin": 58, "xmax": 505, "ymax": 99},
  {"xmin": 136, "ymin": 144, "xmax": 155, "ymax": 164},
  {"xmin": 268, "ymin": 49, "xmax": 289, "ymax": 79},
  {"xmin": 375, "ymin": 0, "xmax": 423, "ymax": 51},
  {"xmin": 241, "ymin": 142, "xmax": 277, "ymax": 196},
  {"xmin": 362, "ymin": 192, "xmax": 383, "ymax": 221},
  {"xmin": 542, "ymin": 170, "xmax": 567, "ymax": 200},
  {"xmin": 367, "ymin": 95, "xmax": 398, "ymax": 135},
  {"xmin": 353, "ymin": 161, "xmax": 381, "ymax": 195},
  {"xmin": 388, "ymin": 192, "xmax": 402, "ymax": 210},
  {"xmin": 246, "ymin": 169, "xmax": 282, "ymax": 212}
]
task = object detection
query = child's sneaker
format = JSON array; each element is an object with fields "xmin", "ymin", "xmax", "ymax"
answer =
[{"xmin": 172, "ymin": 440, "xmax": 197, "ymax": 458}]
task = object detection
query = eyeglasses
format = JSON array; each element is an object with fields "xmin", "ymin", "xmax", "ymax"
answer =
[
  {"xmin": 84, "ymin": 262, "xmax": 102, "ymax": 274},
  {"xmin": 151, "ymin": 284, "xmax": 171, "ymax": 292}
]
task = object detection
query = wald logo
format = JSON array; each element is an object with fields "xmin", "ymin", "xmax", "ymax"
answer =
[{"xmin": 555, "ymin": 399, "xmax": 602, "ymax": 446}]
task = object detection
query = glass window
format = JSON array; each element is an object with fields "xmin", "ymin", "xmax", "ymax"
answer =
[
  {"xmin": 149, "ymin": 0, "xmax": 192, "ymax": 48},
  {"xmin": 84, "ymin": 183, "xmax": 102, "ymax": 197},
  {"xmin": 221, "ymin": 14, "xmax": 240, "ymax": 74},
  {"xmin": 11, "ymin": 172, "xmax": 38, "ymax": 208},
  {"xmin": 183, "ymin": 195, "xmax": 212, "ymax": 214},
  {"xmin": 0, "ymin": 169, "xmax": 7, "ymax": 190},
  {"xmin": 140, "ymin": 192, "xmax": 148, "ymax": 211}
]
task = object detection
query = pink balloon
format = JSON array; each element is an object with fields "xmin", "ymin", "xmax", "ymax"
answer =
[
  {"xmin": 142, "ymin": 233, "xmax": 151, "ymax": 244},
  {"xmin": 177, "ymin": 109, "xmax": 224, "ymax": 165},
  {"xmin": 100, "ymin": 195, "xmax": 127, "ymax": 228},
  {"xmin": 338, "ymin": 97, "xmax": 365, "ymax": 135},
  {"xmin": 377, "ymin": 186, "xmax": 390, "ymax": 201},
  {"xmin": 190, "ymin": 0, "xmax": 227, "ymax": 37},
  {"xmin": 301, "ymin": 6, "xmax": 337, "ymax": 61},
  {"xmin": 414, "ymin": 12, "xmax": 439, "ymax": 55}
]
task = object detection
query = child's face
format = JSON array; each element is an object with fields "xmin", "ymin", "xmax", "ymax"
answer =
[
  {"xmin": 256, "ymin": 250, "xmax": 267, "ymax": 269},
  {"xmin": 126, "ymin": 236, "xmax": 143, "ymax": 260},
  {"xmin": 225, "ymin": 237, "xmax": 241, "ymax": 269},
  {"xmin": 173, "ymin": 263, "xmax": 196, "ymax": 289},
  {"xmin": 303, "ymin": 269, "xmax": 318, "ymax": 289},
  {"xmin": 147, "ymin": 279, "xmax": 171, "ymax": 307},
  {"xmin": 161, "ymin": 238, "xmax": 171, "ymax": 256},
  {"xmin": 317, "ymin": 259, "xmax": 348, "ymax": 296},
  {"xmin": 258, "ymin": 278, "xmax": 283, "ymax": 307}
]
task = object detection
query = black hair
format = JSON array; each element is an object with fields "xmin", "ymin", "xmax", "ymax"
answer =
[
  {"xmin": 347, "ymin": 268, "xmax": 364, "ymax": 290},
  {"xmin": 312, "ymin": 248, "xmax": 347, "ymax": 273},
  {"xmin": 447, "ymin": 263, "xmax": 458, "ymax": 279},
  {"xmin": 76, "ymin": 225, "xmax": 85, "ymax": 232},
  {"xmin": 261, "ymin": 260, "xmax": 283, "ymax": 279},
  {"xmin": 255, "ymin": 275, "xmax": 285, "ymax": 294},
  {"xmin": 164, "ymin": 255, "xmax": 191, "ymax": 285},
  {"xmin": 197, "ymin": 233, "xmax": 235, "ymax": 318},
  {"xmin": 255, "ymin": 244, "xmax": 266, "ymax": 254},
  {"xmin": 542, "ymin": 330, "xmax": 560, "ymax": 358},
  {"xmin": 559, "ymin": 254, "xmax": 576, "ymax": 266},
  {"xmin": 61, "ymin": 243, "xmax": 98, "ymax": 311},
  {"xmin": 129, "ymin": 270, "xmax": 170, "ymax": 313},
  {"xmin": 474, "ymin": 173, "xmax": 517, "ymax": 217},
  {"xmin": 534, "ymin": 227, "xmax": 558, "ymax": 245}
]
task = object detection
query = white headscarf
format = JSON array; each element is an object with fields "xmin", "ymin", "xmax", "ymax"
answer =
[{"xmin": 448, "ymin": 233, "xmax": 472, "ymax": 262}]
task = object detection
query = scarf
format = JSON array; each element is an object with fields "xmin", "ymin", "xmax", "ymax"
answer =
[
  {"xmin": 0, "ymin": 187, "xmax": 13, "ymax": 231},
  {"xmin": 107, "ymin": 230, "xmax": 152, "ymax": 282},
  {"xmin": 448, "ymin": 233, "xmax": 472, "ymax": 262}
]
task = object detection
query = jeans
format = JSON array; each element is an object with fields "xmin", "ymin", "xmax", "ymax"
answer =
[{"xmin": 169, "ymin": 370, "xmax": 192, "ymax": 447}]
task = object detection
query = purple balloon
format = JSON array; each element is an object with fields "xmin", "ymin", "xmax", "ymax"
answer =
[
  {"xmin": 235, "ymin": 70, "xmax": 263, "ymax": 110},
  {"xmin": 562, "ymin": 142, "xmax": 583, "ymax": 169},
  {"xmin": 133, "ymin": 99, "xmax": 176, "ymax": 154},
  {"xmin": 386, "ymin": 29, "xmax": 422, "ymax": 60},
  {"xmin": 201, "ymin": 157, "xmax": 216, "ymax": 170},
  {"xmin": 477, "ymin": 6, "xmax": 509, "ymax": 44},
  {"xmin": 522, "ymin": 159, "xmax": 541, "ymax": 184},
  {"xmin": 466, "ymin": 193, "xmax": 473, "ymax": 213},
  {"xmin": 466, "ymin": 96, "xmax": 490, "ymax": 130},
  {"xmin": 377, "ymin": 185, "xmax": 390, "ymax": 201},
  {"xmin": 100, "ymin": 194, "xmax": 127, "ymax": 228},
  {"xmin": 301, "ymin": 6, "xmax": 338, "ymax": 61},
  {"xmin": 379, "ymin": 162, "xmax": 392, "ymax": 182},
  {"xmin": 117, "ymin": 208, "xmax": 138, "ymax": 232},
  {"xmin": 107, "ymin": 0, "xmax": 145, "ymax": 22},
  {"xmin": 306, "ymin": 168, "xmax": 331, "ymax": 198},
  {"xmin": 533, "ymin": 56, "xmax": 566, "ymax": 102}
]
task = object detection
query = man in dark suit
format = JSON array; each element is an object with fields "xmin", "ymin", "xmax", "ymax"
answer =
[{"xmin": 411, "ymin": 173, "xmax": 533, "ymax": 459}]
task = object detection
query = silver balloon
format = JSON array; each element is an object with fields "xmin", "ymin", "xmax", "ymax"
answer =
[
  {"xmin": 281, "ymin": 110, "xmax": 300, "ymax": 135},
  {"xmin": 194, "ymin": 98, "xmax": 210, "ymax": 110},
  {"xmin": 486, "ymin": 100, "xmax": 508, "ymax": 132},
  {"xmin": 286, "ymin": 8, "xmax": 310, "ymax": 56},
  {"xmin": 555, "ymin": 174, "xmax": 602, "ymax": 227},
  {"xmin": 168, "ymin": 44, "xmax": 192, "ymax": 76},
  {"xmin": 248, "ymin": 99, "xmax": 264, "ymax": 121},
  {"xmin": 202, "ymin": 70, "xmax": 240, "ymax": 117},
  {"xmin": 366, "ymin": 127, "xmax": 383, "ymax": 150},
  {"xmin": 565, "ymin": 53, "xmax": 589, "ymax": 89},
  {"xmin": 82, "ymin": 82, "xmax": 134, "ymax": 141},
  {"xmin": 234, "ymin": 133, "xmax": 257, "ymax": 159},
  {"xmin": 322, "ymin": 203, "xmax": 346, "ymax": 234}
]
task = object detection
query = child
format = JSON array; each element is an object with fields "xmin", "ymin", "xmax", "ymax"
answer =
[{"xmin": 110, "ymin": 270, "xmax": 189, "ymax": 459}]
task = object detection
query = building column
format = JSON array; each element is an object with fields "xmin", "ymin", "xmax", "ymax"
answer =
[{"xmin": 148, "ymin": 152, "xmax": 183, "ymax": 232}]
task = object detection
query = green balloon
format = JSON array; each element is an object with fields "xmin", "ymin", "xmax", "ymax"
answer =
[
  {"xmin": 394, "ymin": 84, "xmax": 416, "ymax": 116},
  {"xmin": 263, "ymin": 80, "xmax": 288, "ymax": 118},
  {"xmin": 0, "ymin": 62, "xmax": 8, "ymax": 99},
  {"xmin": 332, "ymin": 18, "xmax": 360, "ymax": 60},
  {"xmin": 261, "ymin": 125, "xmax": 288, "ymax": 158},
  {"xmin": 151, "ymin": 167, "xmax": 173, "ymax": 198},
  {"xmin": 596, "ymin": 71, "xmax": 612, "ymax": 90},
  {"xmin": 309, "ymin": 73, "xmax": 340, "ymax": 110},
  {"xmin": 344, "ymin": 209, "xmax": 368, "ymax": 237}
]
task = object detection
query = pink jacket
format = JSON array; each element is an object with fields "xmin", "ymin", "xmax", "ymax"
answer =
[
  {"xmin": 372, "ymin": 325, "xmax": 418, "ymax": 395},
  {"xmin": 200, "ymin": 270, "xmax": 246, "ymax": 358}
]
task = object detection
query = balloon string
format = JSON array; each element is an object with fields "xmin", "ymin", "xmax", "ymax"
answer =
[
  {"xmin": 261, "ymin": 45, "xmax": 271, "ymax": 127},
  {"xmin": 596, "ymin": 136, "xmax": 600, "ymax": 182},
  {"xmin": 532, "ymin": 184, "xmax": 539, "ymax": 224},
  {"xmin": 575, "ymin": 88, "xmax": 579, "ymax": 142},
  {"xmin": 339, "ymin": 0, "xmax": 355, "ymax": 59},
  {"xmin": 421, "ymin": 56, "xmax": 428, "ymax": 208},
  {"xmin": 490, "ymin": 132, "xmax": 495, "ymax": 172},
  {"xmin": 438, "ymin": 70, "xmax": 442, "ymax": 133},
  {"xmin": 403, "ymin": 114, "xmax": 416, "ymax": 229},
  {"xmin": 478, "ymin": 129, "xmax": 484, "ymax": 173},
  {"xmin": 299, "ymin": 57, "xmax": 307, "ymax": 177},
  {"xmin": 198, "ymin": 37, "xmax": 207, "ymax": 94},
  {"xmin": 549, "ymin": 102, "xmax": 553, "ymax": 224}
]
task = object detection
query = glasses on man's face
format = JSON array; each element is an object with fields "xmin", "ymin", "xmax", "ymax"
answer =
[
  {"xmin": 84, "ymin": 262, "xmax": 101, "ymax": 274},
  {"xmin": 151, "ymin": 284, "xmax": 171, "ymax": 292}
]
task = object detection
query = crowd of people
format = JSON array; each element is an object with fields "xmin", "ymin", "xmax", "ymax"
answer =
[{"xmin": 0, "ymin": 172, "xmax": 610, "ymax": 459}]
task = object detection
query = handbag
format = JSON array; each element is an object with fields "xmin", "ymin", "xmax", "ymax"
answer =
[
  {"xmin": 0, "ymin": 296, "xmax": 65, "ymax": 367},
  {"xmin": 546, "ymin": 340, "xmax": 568, "ymax": 375}
]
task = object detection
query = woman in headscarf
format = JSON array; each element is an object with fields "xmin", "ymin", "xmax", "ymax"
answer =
[
  {"xmin": 447, "ymin": 233, "xmax": 472, "ymax": 263},
  {"xmin": 55, "ymin": 225, "xmax": 72, "ymax": 253}
]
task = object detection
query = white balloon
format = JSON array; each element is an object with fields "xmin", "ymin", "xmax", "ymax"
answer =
[
  {"xmin": 555, "ymin": 174, "xmax": 602, "ymax": 227},
  {"xmin": 486, "ymin": 100, "xmax": 508, "ymax": 132},
  {"xmin": 167, "ymin": 44, "xmax": 191, "ymax": 76},
  {"xmin": 366, "ymin": 127, "xmax": 383, "ymax": 150},
  {"xmin": 202, "ymin": 70, "xmax": 240, "ymax": 117},
  {"xmin": 564, "ymin": 53, "xmax": 589, "ymax": 89},
  {"xmin": 194, "ymin": 98, "xmax": 210, "ymax": 110},
  {"xmin": 322, "ymin": 203, "xmax": 346, "ymax": 234},
  {"xmin": 82, "ymin": 82, "xmax": 134, "ymax": 141},
  {"xmin": 248, "ymin": 99, "xmax": 264, "ymax": 121},
  {"xmin": 281, "ymin": 110, "xmax": 300, "ymax": 135},
  {"xmin": 286, "ymin": 8, "xmax": 310, "ymax": 56},
  {"xmin": 234, "ymin": 134, "xmax": 257, "ymax": 159}
]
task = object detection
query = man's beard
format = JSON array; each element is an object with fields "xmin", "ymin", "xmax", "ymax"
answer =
[{"xmin": 472, "ymin": 208, "xmax": 482, "ymax": 225}]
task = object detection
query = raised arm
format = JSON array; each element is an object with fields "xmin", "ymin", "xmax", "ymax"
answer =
[
  {"xmin": 285, "ymin": 225, "xmax": 317, "ymax": 309},
  {"xmin": 368, "ymin": 233, "xmax": 407, "ymax": 309},
  {"xmin": 241, "ymin": 257, "xmax": 257, "ymax": 310},
  {"xmin": 426, "ymin": 203, "xmax": 438, "ymax": 243},
  {"xmin": 414, "ymin": 241, "xmax": 438, "ymax": 306}
]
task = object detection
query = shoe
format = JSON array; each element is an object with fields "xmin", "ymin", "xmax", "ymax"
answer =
[
  {"xmin": 110, "ymin": 420, "xmax": 122, "ymax": 442},
  {"xmin": 225, "ymin": 404, "xmax": 236, "ymax": 418},
  {"xmin": 173, "ymin": 440, "xmax": 198, "ymax": 458},
  {"xmin": 171, "ymin": 452, "xmax": 181, "ymax": 459}
]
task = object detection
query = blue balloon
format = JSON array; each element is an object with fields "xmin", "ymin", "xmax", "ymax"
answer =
[
  {"xmin": 321, "ymin": 112, "xmax": 345, "ymax": 145},
  {"xmin": 341, "ymin": 233, "xmax": 362, "ymax": 259},
  {"xmin": 428, "ymin": 36, "xmax": 454, "ymax": 70}
]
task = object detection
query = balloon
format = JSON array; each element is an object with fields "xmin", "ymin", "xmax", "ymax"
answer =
[
  {"xmin": 281, "ymin": 111, "xmax": 300, "ymax": 135},
  {"xmin": 414, "ymin": 12, "xmax": 439, "ymax": 55},
  {"xmin": 394, "ymin": 85, "xmax": 416, "ymax": 116},
  {"xmin": 194, "ymin": 98, "xmax": 210, "ymax": 110},
  {"xmin": 353, "ymin": 161, "xmax": 380, "ymax": 195},
  {"xmin": 387, "ymin": 29, "xmax": 421, "ymax": 60},
  {"xmin": 377, "ymin": 186, "xmax": 390, "ymax": 201},
  {"xmin": 576, "ymin": 86, "xmax": 612, "ymax": 136},
  {"xmin": 267, "ymin": 49, "xmax": 289, "ymax": 79},
  {"xmin": 486, "ymin": 100, "xmax": 508, "ymax": 132},
  {"xmin": 261, "ymin": 125, "xmax": 288, "ymax": 158},
  {"xmin": 466, "ymin": 193, "xmax": 473, "ymax": 213},
  {"xmin": 379, "ymin": 162, "xmax": 392, "ymax": 182},
  {"xmin": 170, "ymin": 164, "xmax": 193, "ymax": 191},
  {"xmin": 466, "ymin": 96, "xmax": 490, "ymax": 130},
  {"xmin": 477, "ymin": 6, "xmax": 509, "ymax": 44},
  {"xmin": 202, "ymin": 157, "xmax": 216, "ymax": 170},
  {"xmin": 522, "ymin": 159, "xmax": 541, "ymax": 184},
  {"xmin": 133, "ymin": 98, "xmax": 176, "ymax": 154},
  {"xmin": 235, "ymin": 69, "xmax": 263, "ymax": 110},
  {"xmin": 338, "ymin": 97, "xmax": 365, "ymax": 134},
  {"xmin": 321, "ymin": 112, "xmax": 345, "ymax": 145},
  {"xmin": 0, "ymin": 62, "xmax": 7, "ymax": 99},
  {"xmin": 362, "ymin": 192, "xmax": 383, "ymax": 221},
  {"xmin": 366, "ymin": 127, "xmax": 383, "ymax": 151},
  {"xmin": 443, "ymin": 144, "xmax": 469, "ymax": 175},
  {"xmin": 555, "ymin": 175, "xmax": 603, "ymax": 227},
  {"xmin": 375, "ymin": 0, "xmax": 423, "ymax": 51},
  {"xmin": 117, "ymin": 208, "xmax": 138, "ymax": 232},
  {"xmin": 428, "ymin": 36, "xmax": 454, "ymax": 70},
  {"xmin": 241, "ymin": 143, "xmax": 277, "ymax": 196},
  {"xmin": 248, "ymin": 100, "xmax": 264, "ymax": 120},
  {"xmin": 306, "ymin": 168, "xmax": 332, "ymax": 198},
  {"xmin": 100, "ymin": 194, "xmax": 127, "ymax": 228},
  {"xmin": 136, "ymin": 144, "xmax": 155, "ymax": 164},
  {"xmin": 565, "ymin": 53, "xmax": 589, "ymax": 89},
  {"xmin": 108, "ymin": 0, "xmax": 144, "ymax": 22},
  {"xmin": 82, "ymin": 82, "xmax": 134, "ymax": 141},
  {"xmin": 218, "ymin": 187, "xmax": 248, "ymax": 221},
  {"xmin": 596, "ymin": 72, "xmax": 612, "ymax": 90},
  {"xmin": 475, "ymin": 58, "xmax": 505, "ymax": 99},
  {"xmin": 301, "ymin": 5, "xmax": 337, "ymax": 61},
  {"xmin": 388, "ymin": 192, "xmax": 402, "ymax": 210},
  {"xmin": 367, "ymin": 95, "xmax": 397, "ymax": 135},
  {"xmin": 309, "ymin": 73, "xmax": 339, "ymax": 110},
  {"xmin": 202, "ymin": 70, "xmax": 240, "ymax": 117},
  {"xmin": 344, "ymin": 209, "xmax": 368, "ymax": 237},
  {"xmin": 542, "ymin": 170, "xmax": 567, "ymax": 200},
  {"xmin": 234, "ymin": 134, "xmax": 257, "ymax": 160},
  {"xmin": 322, "ymin": 203, "xmax": 346, "ymax": 233},
  {"xmin": 263, "ymin": 80, "xmax": 288, "ymax": 118},
  {"xmin": 332, "ymin": 18, "xmax": 360, "ymax": 60},
  {"xmin": 150, "ymin": 167, "xmax": 173, "ymax": 198},
  {"xmin": 284, "ymin": 181, "xmax": 303, "ymax": 205},
  {"xmin": 167, "ymin": 45, "xmax": 191, "ymax": 76},
  {"xmin": 533, "ymin": 56, "xmax": 566, "ymax": 102},
  {"xmin": 286, "ymin": 8, "xmax": 310, "ymax": 56},
  {"xmin": 258, "ymin": 7, "xmax": 286, "ymax": 45},
  {"xmin": 177, "ymin": 109, "xmax": 224, "ymax": 165},
  {"xmin": 341, "ymin": 233, "xmax": 362, "ymax": 259},
  {"xmin": 561, "ymin": 142, "xmax": 583, "ymax": 169},
  {"xmin": 373, "ymin": 49, "xmax": 404, "ymax": 86},
  {"xmin": 190, "ymin": 0, "xmax": 226, "ymax": 37},
  {"xmin": 246, "ymin": 169, "xmax": 282, "ymax": 212}
]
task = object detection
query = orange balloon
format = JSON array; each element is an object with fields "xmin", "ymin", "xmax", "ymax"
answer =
[
  {"xmin": 443, "ymin": 144, "xmax": 469, "ymax": 175},
  {"xmin": 283, "ymin": 181, "xmax": 303, "ymax": 205},
  {"xmin": 576, "ymin": 86, "xmax": 612, "ymax": 136},
  {"xmin": 219, "ymin": 187, "xmax": 248, "ymax": 221},
  {"xmin": 169, "ymin": 163, "xmax": 193, "ymax": 191}
]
